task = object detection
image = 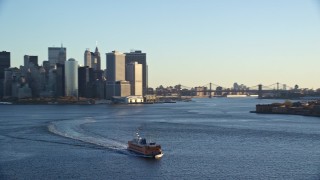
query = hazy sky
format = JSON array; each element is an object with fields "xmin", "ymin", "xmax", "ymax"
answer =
[{"xmin": 0, "ymin": 0, "xmax": 319, "ymax": 88}]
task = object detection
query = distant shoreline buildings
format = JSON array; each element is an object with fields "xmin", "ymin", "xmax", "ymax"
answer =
[
  {"xmin": 1, "ymin": 47, "xmax": 320, "ymax": 103},
  {"xmin": 0, "ymin": 46, "xmax": 149, "ymax": 102}
]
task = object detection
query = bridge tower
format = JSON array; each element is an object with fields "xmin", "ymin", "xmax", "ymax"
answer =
[
  {"xmin": 209, "ymin": 82, "xmax": 212, "ymax": 98},
  {"xmin": 258, "ymin": 84, "xmax": 263, "ymax": 99}
]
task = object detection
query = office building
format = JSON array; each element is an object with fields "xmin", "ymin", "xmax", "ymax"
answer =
[
  {"xmin": 0, "ymin": 51, "xmax": 10, "ymax": 97},
  {"xmin": 48, "ymin": 67, "xmax": 57, "ymax": 96},
  {"xmin": 106, "ymin": 51, "xmax": 127, "ymax": 99},
  {"xmin": 24, "ymin": 55, "xmax": 38, "ymax": 67},
  {"xmin": 125, "ymin": 50, "xmax": 147, "ymax": 95},
  {"xmin": 3, "ymin": 68, "xmax": 13, "ymax": 97},
  {"xmin": 78, "ymin": 66, "xmax": 90, "ymax": 97},
  {"xmin": 84, "ymin": 49, "xmax": 91, "ymax": 68},
  {"xmin": 58, "ymin": 47, "xmax": 66, "ymax": 64},
  {"xmin": 48, "ymin": 45, "xmax": 66, "ymax": 65},
  {"xmin": 107, "ymin": 51, "xmax": 126, "ymax": 82},
  {"xmin": 94, "ymin": 46, "xmax": 101, "ymax": 71},
  {"xmin": 84, "ymin": 46, "xmax": 101, "ymax": 71},
  {"xmin": 56, "ymin": 63, "xmax": 65, "ymax": 97},
  {"xmin": 42, "ymin": 61, "xmax": 50, "ymax": 75},
  {"xmin": 65, "ymin": 58, "xmax": 78, "ymax": 97},
  {"xmin": 126, "ymin": 62, "xmax": 142, "ymax": 96},
  {"xmin": 91, "ymin": 52, "xmax": 96, "ymax": 70},
  {"xmin": 0, "ymin": 51, "xmax": 10, "ymax": 80},
  {"xmin": 115, "ymin": 80, "xmax": 131, "ymax": 97}
]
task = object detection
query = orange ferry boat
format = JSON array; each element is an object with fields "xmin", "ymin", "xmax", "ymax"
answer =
[{"xmin": 127, "ymin": 133, "xmax": 163, "ymax": 159}]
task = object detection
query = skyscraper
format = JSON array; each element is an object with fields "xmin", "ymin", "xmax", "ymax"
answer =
[
  {"xmin": 58, "ymin": 46, "xmax": 66, "ymax": 64},
  {"xmin": 56, "ymin": 63, "xmax": 65, "ymax": 97},
  {"xmin": 24, "ymin": 55, "xmax": 38, "ymax": 67},
  {"xmin": 78, "ymin": 66, "xmax": 90, "ymax": 97},
  {"xmin": 107, "ymin": 51, "xmax": 126, "ymax": 82},
  {"xmin": 91, "ymin": 52, "xmax": 96, "ymax": 69},
  {"xmin": 126, "ymin": 62, "xmax": 142, "ymax": 96},
  {"xmin": 106, "ymin": 51, "xmax": 128, "ymax": 99},
  {"xmin": 125, "ymin": 50, "xmax": 147, "ymax": 95},
  {"xmin": 84, "ymin": 47, "xmax": 101, "ymax": 71},
  {"xmin": 48, "ymin": 45, "xmax": 66, "ymax": 65},
  {"xmin": 84, "ymin": 48, "xmax": 91, "ymax": 67},
  {"xmin": 65, "ymin": 58, "xmax": 78, "ymax": 97},
  {"xmin": 3, "ymin": 68, "xmax": 13, "ymax": 97},
  {"xmin": 0, "ymin": 51, "xmax": 10, "ymax": 79},
  {"xmin": 94, "ymin": 46, "xmax": 101, "ymax": 71}
]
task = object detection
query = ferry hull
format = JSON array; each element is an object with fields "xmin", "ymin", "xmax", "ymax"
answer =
[
  {"xmin": 128, "ymin": 140, "xmax": 163, "ymax": 159},
  {"xmin": 128, "ymin": 148, "xmax": 163, "ymax": 159}
]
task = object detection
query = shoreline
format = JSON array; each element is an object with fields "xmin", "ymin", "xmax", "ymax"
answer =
[
  {"xmin": 250, "ymin": 111, "xmax": 320, "ymax": 118},
  {"xmin": 252, "ymin": 100, "xmax": 320, "ymax": 118}
]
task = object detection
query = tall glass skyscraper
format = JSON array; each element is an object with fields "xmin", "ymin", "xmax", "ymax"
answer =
[{"xmin": 65, "ymin": 58, "xmax": 78, "ymax": 97}]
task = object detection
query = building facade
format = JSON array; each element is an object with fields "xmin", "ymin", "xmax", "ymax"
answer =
[
  {"xmin": 0, "ymin": 51, "xmax": 10, "ymax": 97},
  {"xmin": 48, "ymin": 46, "xmax": 66, "ymax": 65},
  {"xmin": 106, "ymin": 51, "xmax": 126, "ymax": 82},
  {"xmin": 78, "ymin": 66, "xmax": 90, "ymax": 97},
  {"xmin": 84, "ymin": 46, "xmax": 101, "ymax": 71},
  {"xmin": 56, "ymin": 63, "xmax": 65, "ymax": 97},
  {"xmin": 3, "ymin": 68, "xmax": 13, "ymax": 97},
  {"xmin": 115, "ymin": 80, "xmax": 131, "ymax": 97},
  {"xmin": 84, "ymin": 49, "xmax": 91, "ymax": 68},
  {"xmin": 106, "ymin": 51, "xmax": 126, "ymax": 99},
  {"xmin": 94, "ymin": 47, "xmax": 101, "ymax": 71},
  {"xmin": 24, "ymin": 55, "xmax": 38, "ymax": 67},
  {"xmin": 65, "ymin": 58, "xmax": 78, "ymax": 97},
  {"xmin": 126, "ymin": 62, "xmax": 142, "ymax": 96},
  {"xmin": 0, "ymin": 51, "xmax": 10, "ymax": 80},
  {"xmin": 125, "ymin": 50, "xmax": 147, "ymax": 95}
]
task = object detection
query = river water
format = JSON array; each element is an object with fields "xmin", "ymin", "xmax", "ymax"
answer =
[{"xmin": 0, "ymin": 98, "xmax": 319, "ymax": 179}]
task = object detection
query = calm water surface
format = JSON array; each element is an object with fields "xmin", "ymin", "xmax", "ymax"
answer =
[{"xmin": 0, "ymin": 98, "xmax": 320, "ymax": 179}]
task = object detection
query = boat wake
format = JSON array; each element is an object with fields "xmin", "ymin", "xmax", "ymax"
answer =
[
  {"xmin": 47, "ymin": 118, "xmax": 157, "ymax": 158},
  {"xmin": 48, "ymin": 118, "xmax": 127, "ymax": 151}
]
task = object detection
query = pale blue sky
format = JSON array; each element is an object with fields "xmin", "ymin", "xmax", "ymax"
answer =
[{"xmin": 0, "ymin": 0, "xmax": 320, "ymax": 88}]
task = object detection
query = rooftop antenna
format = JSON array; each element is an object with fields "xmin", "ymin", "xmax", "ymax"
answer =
[{"xmin": 96, "ymin": 41, "xmax": 98, "ymax": 47}]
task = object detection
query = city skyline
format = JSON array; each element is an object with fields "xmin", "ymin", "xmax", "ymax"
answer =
[{"xmin": 0, "ymin": 0, "xmax": 320, "ymax": 88}]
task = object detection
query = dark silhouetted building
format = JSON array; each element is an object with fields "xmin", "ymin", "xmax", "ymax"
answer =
[
  {"xmin": 24, "ymin": 55, "xmax": 38, "ymax": 67},
  {"xmin": 0, "ymin": 51, "xmax": 10, "ymax": 98},
  {"xmin": 0, "ymin": 51, "xmax": 10, "ymax": 79},
  {"xmin": 94, "ymin": 46, "xmax": 101, "ymax": 71},
  {"xmin": 78, "ymin": 66, "xmax": 90, "ymax": 97},
  {"xmin": 56, "ymin": 63, "xmax": 65, "ymax": 97}
]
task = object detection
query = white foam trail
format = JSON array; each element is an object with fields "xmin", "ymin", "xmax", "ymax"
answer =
[{"xmin": 48, "ymin": 118, "xmax": 127, "ymax": 150}]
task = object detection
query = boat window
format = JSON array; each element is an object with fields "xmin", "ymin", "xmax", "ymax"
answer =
[{"xmin": 140, "ymin": 138, "xmax": 147, "ymax": 144}]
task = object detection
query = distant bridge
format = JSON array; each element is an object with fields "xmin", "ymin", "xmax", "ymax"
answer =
[{"xmin": 178, "ymin": 82, "xmax": 297, "ymax": 98}]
